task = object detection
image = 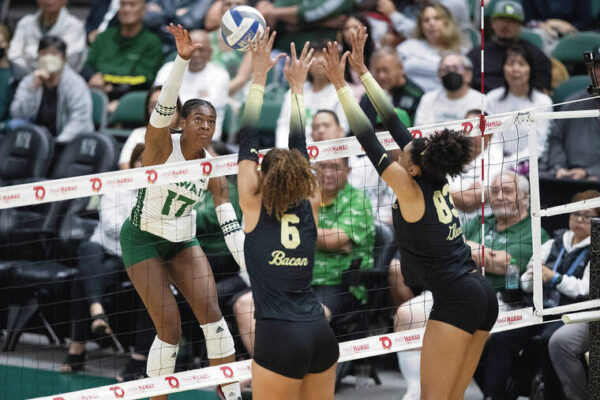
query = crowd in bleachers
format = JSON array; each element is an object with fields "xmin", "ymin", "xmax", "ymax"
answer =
[{"xmin": 1, "ymin": 0, "xmax": 600, "ymax": 399}]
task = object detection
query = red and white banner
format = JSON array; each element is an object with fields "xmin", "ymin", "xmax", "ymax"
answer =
[
  {"xmin": 0, "ymin": 115, "xmax": 514, "ymax": 210},
  {"xmin": 31, "ymin": 307, "xmax": 537, "ymax": 400}
]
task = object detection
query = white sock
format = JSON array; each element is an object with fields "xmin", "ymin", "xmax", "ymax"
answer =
[
  {"xmin": 220, "ymin": 382, "xmax": 241, "ymax": 400},
  {"xmin": 398, "ymin": 350, "xmax": 421, "ymax": 397}
]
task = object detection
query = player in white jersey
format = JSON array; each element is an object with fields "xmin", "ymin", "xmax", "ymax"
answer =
[{"xmin": 120, "ymin": 25, "xmax": 244, "ymax": 400}]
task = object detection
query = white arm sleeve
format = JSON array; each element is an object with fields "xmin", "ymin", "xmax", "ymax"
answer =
[
  {"xmin": 215, "ymin": 203, "xmax": 249, "ymax": 286},
  {"xmin": 149, "ymin": 56, "xmax": 188, "ymax": 128}
]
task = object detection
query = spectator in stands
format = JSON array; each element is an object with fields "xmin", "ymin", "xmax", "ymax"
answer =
[
  {"xmin": 413, "ymin": 52, "xmax": 483, "ymax": 126},
  {"xmin": 8, "ymin": 0, "xmax": 86, "ymax": 72},
  {"xmin": 10, "ymin": 36, "xmax": 93, "ymax": 143},
  {"xmin": 60, "ymin": 145, "xmax": 142, "ymax": 373},
  {"xmin": 118, "ymin": 85, "xmax": 181, "ymax": 169},
  {"xmin": 85, "ymin": 0, "xmax": 120, "ymax": 44},
  {"xmin": 396, "ymin": 3, "xmax": 463, "ymax": 92},
  {"xmin": 234, "ymin": 156, "xmax": 375, "ymax": 353},
  {"xmin": 540, "ymin": 52, "xmax": 600, "ymax": 181},
  {"xmin": 476, "ymin": 190, "xmax": 598, "ymax": 400},
  {"xmin": 359, "ymin": 47, "xmax": 423, "ymax": 126},
  {"xmin": 275, "ymin": 40, "xmax": 349, "ymax": 147},
  {"xmin": 339, "ymin": 14, "xmax": 374, "ymax": 96},
  {"xmin": 463, "ymin": 171, "xmax": 549, "ymax": 294},
  {"xmin": 486, "ymin": 44, "xmax": 552, "ymax": 163},
  {"xmin": 549, "ymin": 322, "xmax": 590, "ymax": 400},
  {"xmin": 255, "ymin": 0, "xmax": 350, "ymax": 52},
  {"xmin": 82, "ymin": 0, "xmax": 163, "ymax": 111},
  {"xmin": 467, "ymin": 0, "xmax": 552, "ymax": 94},
  {"xmin": 377, "ymin": 0, "xmax": 471, "ymax": 41},
  {"xmin": 154, "ymin": 30, "xmax": 229, "ymax": 141},
  {"xmin": 0, "ymin": 26, "xmax": 27, "ymax": 123},
  {"xmin": 522, "ymin": 0, "xmax": 592, "ymax": 53},
  {"xmin": 449, "ymin": 109, "xmax": 503, "ymax": 225},
  {"xmin": 145, "ymin": 0, "xmax": 213, "ymax": 53},
  {"xmin": 393, "ymin": 171, "xmax": 548, "ymax": 399}
]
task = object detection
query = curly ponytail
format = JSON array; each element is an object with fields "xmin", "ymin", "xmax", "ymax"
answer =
[
  {"xmin": 261, "ymin": 149, "xmax": 317, "ymax": 220},
  {"xmin": 411, "ymin": 129, "xmax": 472, "ymax": 182}
]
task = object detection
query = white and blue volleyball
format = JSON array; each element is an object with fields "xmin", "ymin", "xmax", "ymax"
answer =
[{"xmin": 220, "ymin": 6, "xmax": 266, "ymax": 51}]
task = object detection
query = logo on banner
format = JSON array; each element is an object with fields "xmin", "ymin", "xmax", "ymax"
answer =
[
  {"xmin": 109, "ymin": 386, "xmax": 125, "ymax": 398},
  {"xmin": 200, "ymin": 161, "xmax": 212, "ymax": 176},
  {"xmin": 90, "ymin": 178, "xmax": 102, "ymax": 192},
  {"xmin": 307, "ymin": 145, "xmax": 319, "ymax": 160},
  {"xmin": 220, "ymin": 366, "xmax": 234, "ymax": 378},
  {"xmin": 462, "ymin": 122, "xmax": 473, "ymax": 134},
  {"xmin": 165, "ymin": 376, "xmax": 180, "ymax": 388},
  {"xmin": 146, "ymin": 169, "xmax": 158, "ymax": 184},
  {"xmin": 411, "ymin": 130, "xmax": 422, "ymax": 138},
  {"xmin": 33, "ymin": 186, "xmax": 46, "ymax": 201},
  {"xmin": 403, "ymin": 334, "xmax": 420, "ymax": 344},
  {"xmin": 379, "ymin": 336, "xmax": 392, "ymax": 350}
]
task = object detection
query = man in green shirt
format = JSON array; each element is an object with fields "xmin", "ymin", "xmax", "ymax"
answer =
[
  {"xmin": 313, "ymin": 157, "xmax": 375, "ymax": 320},
  {"xmin": 82, "ymin": 0, "xmax": 163, "ymax": 109},
  {"xmin": 463, "ymin": 171, "xmax": 550, "ymax": 293}
]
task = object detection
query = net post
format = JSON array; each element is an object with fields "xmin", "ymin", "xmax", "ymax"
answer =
[
  {"xmin": 590, "ymin": 218, "xmax": 599, "ymax": 397},
  {"xmin": 526, "ymin": 117, "xmax": 544, "ymax": 318}
]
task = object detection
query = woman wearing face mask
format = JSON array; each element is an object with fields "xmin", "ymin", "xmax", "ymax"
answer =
[
  {"xmin": 0, "ymin": 25, "xmax": 27, "ymax": 124},
  {"xmin": 10, "ymin": 36, "xmax": 93, "ymax": 143},
  {"xmin": 485, "ymin": 44, "xmax": 552, "ymax": 164}
]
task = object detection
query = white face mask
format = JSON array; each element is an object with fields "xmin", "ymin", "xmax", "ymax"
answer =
[{"xmin": 38, "ymin": 54, "xmax": 64, "ymax": 74}]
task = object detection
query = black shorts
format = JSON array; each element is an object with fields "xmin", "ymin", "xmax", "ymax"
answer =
[
  {"xmin": 253, "ymin": 317, "xmax": 339, "ymax": 379},
  {"xmin": 429, "ymin": 271, "xmax": 498, "ymax": 334}
]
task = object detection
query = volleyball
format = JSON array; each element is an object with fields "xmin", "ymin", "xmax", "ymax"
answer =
[{"xmin": 220, "ymin": 5, "xmax": 266, "ymax": 52}]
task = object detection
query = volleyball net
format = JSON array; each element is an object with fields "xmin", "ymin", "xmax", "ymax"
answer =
[{"xmin": 0, "ymin": 99, "xmax": 598, "ymax": 399}]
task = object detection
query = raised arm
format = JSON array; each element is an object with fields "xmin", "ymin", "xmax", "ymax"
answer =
[
  {"xmin": 283, "ymin": 41, "xmax": 314, "ymax": 158},
  {"xmin": 143, "ymin": 24, "xmax": 200, "ymax": 167},
  {"xmin": 347, "ymin": 27, "xmax": 413, "ymax": 150},
  {"xmin": 321, "ymin": 42, "xmax": 417, "ymax": 201},
  {"xmin": 237, "ymin": 28, "xmax": 285, "ymax": 215}
]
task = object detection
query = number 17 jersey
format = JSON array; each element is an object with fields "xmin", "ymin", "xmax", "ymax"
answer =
[{"xmin": 130, "ymin": 134, "xmax": 210, "ymax": 242}]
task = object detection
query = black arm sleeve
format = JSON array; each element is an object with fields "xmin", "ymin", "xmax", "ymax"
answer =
[
  {"xmin": 337, "ymin": 86, "xmax": 392, "ymax": 176},
  {"xmin": 238, "ymin": 84, "xmax": 264, "ymax": 163},
  {"xmin": 361, "ymin": 72, "xmax": 413, "ymax": 149},
  {"xmin": 288, "ymin": 93, "xmax": 309, "ymax": 159}
]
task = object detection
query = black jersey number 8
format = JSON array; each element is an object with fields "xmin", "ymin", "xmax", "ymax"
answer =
[
  {"xmin": 432, "ymin": 184, "xmax": 459, "ymax": 224},
  {"xmin": 281, "ymin": 214, "xmax": 301, "ymax": 249}
]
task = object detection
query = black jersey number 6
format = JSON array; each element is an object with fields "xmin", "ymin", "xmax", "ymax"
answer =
[{"xmin": 281, "ymin": 214, "xmax": 301, "ymax": 249}]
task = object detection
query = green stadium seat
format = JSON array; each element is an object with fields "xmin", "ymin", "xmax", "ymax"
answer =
[
  {"xmin": 519, "ymin": 28, "xmax": 543, "ymax": 50},
  {"xmin": 551, "ymin": 32, "xmax": 600, "ymax": 67},
  {"xmin": 552, "ymin": 75, "xmax": 591, "ymax": 103},
  {"xmin": 90, "ymin": 88, "xmax": 108, "ymax": 130},
  {"xmin": 108, "ymin": 91, "xmax": 146, "ymax": 127}
]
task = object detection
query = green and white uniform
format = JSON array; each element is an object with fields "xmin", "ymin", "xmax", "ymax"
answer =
[{"xmin": 121, "ymin": 134, "xmax": 211, "ymax": 267}]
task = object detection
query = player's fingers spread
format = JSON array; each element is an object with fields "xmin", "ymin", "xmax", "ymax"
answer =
[
  {"xmin": 300, "ymin": 41, "xmax": 310, "ymax": 59},
  {"xmin": 305, "ymin": 48, "xmax": 314, "ymax": 66},
  {"xmin": 267, "ymin": 29, "xmax": 277, "ymax": 50},
  {"xmin": 341, "ymin": 50, "xmax": 350, "ymax": 65},
  {"xmin": 290, "ymin": 42, "xmax": 297, "ymax": 62}
]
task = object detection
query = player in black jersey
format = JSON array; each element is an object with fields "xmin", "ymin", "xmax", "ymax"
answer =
[
  {"xmin": 322, "ymin": 28, "xmax": 499, "ymax": 399},
  {"xmin": 237, "ymin": 28, "xmax": 339, "ymax": 399}
]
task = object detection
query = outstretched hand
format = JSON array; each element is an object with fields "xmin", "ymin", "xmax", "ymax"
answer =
[
  {"xmin": 166, "ymin": 23, "xmax": 201, "ymax": 60},
  {"xmin": 348, "ymin": 26, "xmax": 369, "ymax": 76},
  {"xmin": 283, "ymin": 42, "xmax": 314, "ymax": 93},
  {"xmin": 250, "ymin": 27, "xmax": 286, "ymax": 85},
  {"xmin": 319, "ymin": 41, "xmax": 348, "ymax": 90}
]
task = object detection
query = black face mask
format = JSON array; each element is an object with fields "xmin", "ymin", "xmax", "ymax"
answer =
[{"xmin": 441, "ymin": 71, "xmax": 463, "ymax": 91}]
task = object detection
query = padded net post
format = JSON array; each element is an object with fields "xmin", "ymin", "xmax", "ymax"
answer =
[{"xmin": 590, "ymin": 218, "xmax": 600, "ymax": 397}]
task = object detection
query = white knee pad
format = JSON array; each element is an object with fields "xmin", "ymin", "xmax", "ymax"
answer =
[
  {"xmin": 147, "ymin": 336, "xmax": 179, "ymax": 377},
  {"xmin": 200, "ymin": 317, "xmax": 235, "ymax": 359}
]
